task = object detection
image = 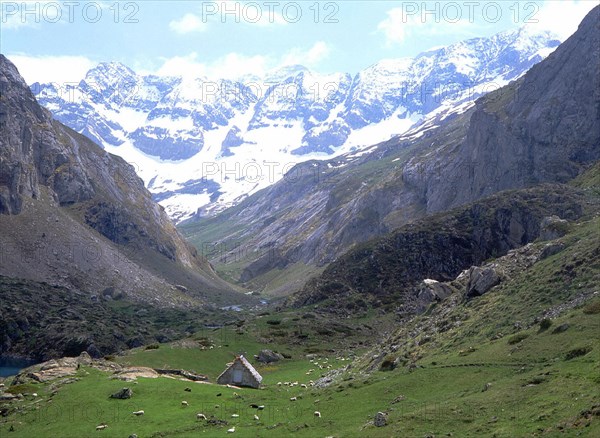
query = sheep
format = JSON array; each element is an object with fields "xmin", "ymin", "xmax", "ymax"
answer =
[
  {"xmin": 253, "ymin": 414, "xmax": 259, "ymax": 420},
  {"xmin": 290, "ymin": 397, "xmax": 297, "ymax": 401},
  {"xmin": 277, "ymin": 382, "xmax": 282, "ymax": 386},
  {"xmin": 314, "ymin": 411, "xmax": 321, "ymax": 418},
  {"xmin": 196, "ymin": 413, "xmax": 207, "ymax": 420},
  {"xmin": 300, "ymin": 384, "xmax": 307, "ymax": 389},
  {"xmin": 132, "ymin": 410, "xmax": 144, "ymax": 416},
  {"xmin": 257, "ymin": 405, "xmax": 265, "ymax": 410},
  {"xmin": 227, "ymin": 427, "xmax": 235, "ymax": 433},
  {"xmin": 95, "ymin": 424, "xmax": 108, "ymax": 431},
  {"xmin": 32, "ymin": 393, "xmax": 38, "ymax": 397},
  {"xmin": 231, "ymin": 414, "xmax": 239, "ymax": 418},
  {"xmin": 181, "ymin": 401, "xmax": 189, "ymax": 407}
]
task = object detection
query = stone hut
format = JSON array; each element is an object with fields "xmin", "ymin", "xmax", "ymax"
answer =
[{"xmin": 216, "ymin": 355, "xmax": 263, "ymax": 388}]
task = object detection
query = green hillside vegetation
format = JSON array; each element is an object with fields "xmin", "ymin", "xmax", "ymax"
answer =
[{"xmin": 2, "ymin": 209, "xmax": 598, "ymax": 436}]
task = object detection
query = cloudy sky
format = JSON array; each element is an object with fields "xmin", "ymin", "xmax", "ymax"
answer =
[{"xmin": 1, "ymin": 0, "xmax": 596, "ymax": 84}]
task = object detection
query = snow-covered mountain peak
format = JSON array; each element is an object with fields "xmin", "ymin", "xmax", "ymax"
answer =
[{"xmin": 32, "ymin": 26, "xmax": 563, "ymax": 223}]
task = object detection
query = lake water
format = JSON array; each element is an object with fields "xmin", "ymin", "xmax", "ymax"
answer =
[{"xmin": 0, "ymin": 357, "xmax": 36, "ymax": 377}]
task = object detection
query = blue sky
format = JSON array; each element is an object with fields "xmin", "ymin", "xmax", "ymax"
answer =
[{"xmin": 1, "ymin": 1, "xmax": 596, "ymax": 83}]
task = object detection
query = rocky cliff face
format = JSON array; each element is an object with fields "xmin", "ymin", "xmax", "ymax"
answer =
[
  {"xmin": 0, "ymin": 55, "xmax": 245, "ymax": 310},
  {"xmin": 403, "ymin": 5, "xmax": 600, "ymax": 213}
]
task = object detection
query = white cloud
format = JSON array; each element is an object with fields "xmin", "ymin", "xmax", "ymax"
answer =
[
  {"xmin": 6, "ymin": 54, "xmax": 95, "ymax": 84},
  {"xmin": 153, "ymin": 41, "xmax": 332, "ymax": 81},
  {"xmin": 377, "ymin": 6, "xmax": 475, "ymax": 46},
  {"xmin": 525, "ymin": 0, "xmax": 597, "ymax": 40},
  {"xmin": 169, "ymin": 13, "xmax": 207, "ymax": 34},
  {"xmin": 154, "ymin": 52, "xmax": 270, "ymax": 80},
  {"xmin": 281, "ymin": 42, "xmax": 332, "ymax": 67}
]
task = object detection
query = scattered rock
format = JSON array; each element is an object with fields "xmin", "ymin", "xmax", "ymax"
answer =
[
  {"xmin": 110, "ymin": 387, "xmax": 132, "ymax": 400},
  {"xmin": 374, "ymin": 411, "xmax": 387, "ymax": 427},
  {"xmin": 391, "ymin": 395, "xmax": 405, "ymax": 404}
]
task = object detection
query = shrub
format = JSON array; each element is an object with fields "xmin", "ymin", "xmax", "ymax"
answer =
[
  {"xmin": 145, "ymin": 343, "xmax": 160, "ymax": 350},
  {"xmin": 380, "ymin": 355, "xmax": 397, "ymax": 371},
  {"xmin": 508, "ymin": 333, "xmax": 529, "ymax": 345},
  {"xmin": 266, "ymin": 319, "xmax": 281, "ymax": 326},
  {"xmin": 539, "ymin": 318, "xmax": 552, "ymax": 332},
  {"xmin": 565, "ymin": 346, "xmax": 592, "ymax": 360},
  {"xmin": 583, "ymin": 299, "xmax": 600, "ymax": 315}
]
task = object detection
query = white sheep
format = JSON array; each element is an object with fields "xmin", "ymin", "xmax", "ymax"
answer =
[
  {"xmin": 96, "ymin": 424, "xmax": 108, "ymax": 430},
  {"xmin": 277, "ymin": 381, "xmax": 282, "ymax": 386},
  {"xmin": 132, "ymin": 410, "xmax": 144, "ymax": 416},
  {"xmin": 290, "ymin": 397, "xmax": 297, "ymax": 401},
  {"xmin": 32, "ymin": 393, "xmax": 38, "ymax": 397},
  {"xmin": 231, "ymin": 414, "xmax": 239, "ymax": 418},
  {"xmin": 181, "ymin": 401, "xmax": 189, "ymax": 407},
  {"xmin": 227, "ymin": 426, "xmax": 235, "ymax": 433},
  {"xmin": 253, "ymin": 414, "xmax": 259, "ymax": 420},
  {"xmin": 257, "ymin": 405, "xmax": 265, "ymax": 410},
  {"xmin": 300, "ymin": 384, "xmax": 307, "ymax": 389},
  {"xmin": 196, "ymin": 413, "xmax": 207, "ymax": 420},
  {"xmin": 314, "ymin": 411, "xmax": 321, "ymax": 418}
]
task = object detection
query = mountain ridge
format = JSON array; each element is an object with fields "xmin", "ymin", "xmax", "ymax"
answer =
[{"xmin": 29, "ymin": 26, "xmax": 560, "ymax": 222}]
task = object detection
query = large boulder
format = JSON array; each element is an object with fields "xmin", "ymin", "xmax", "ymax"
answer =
[
  {"xmin": 539, "ymin": 242, "xmax": 566, "ymax": 260},
  {"xmin": 539, "ymin": 216, "xmax": 569, "ymax": 241},
  {"xmin": 415, "ymin": 279, "xmax": 452, "ymax": 313},
  {"xmin": 256, "ymin": 349, "xmax": 284, "ymax": 364},
  {"xmin": 466, "ymin": 266, "xmax": 500, "ymax": 298}
]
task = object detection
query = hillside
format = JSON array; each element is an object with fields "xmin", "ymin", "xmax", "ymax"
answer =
[
  {"xmin": 0, "ymin": 206, "xmax": 597, "ymax": 435},
  {"xmin": 291, "ymin": 183, "xmax": 596, "ymax": 311},
  {"xmin": 0, "ymin": 55, "xmax": 252, "ymax": 359},
  {"xmin": 180, "ymin": 5, "xmax": 599, "ymax": 296}
]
